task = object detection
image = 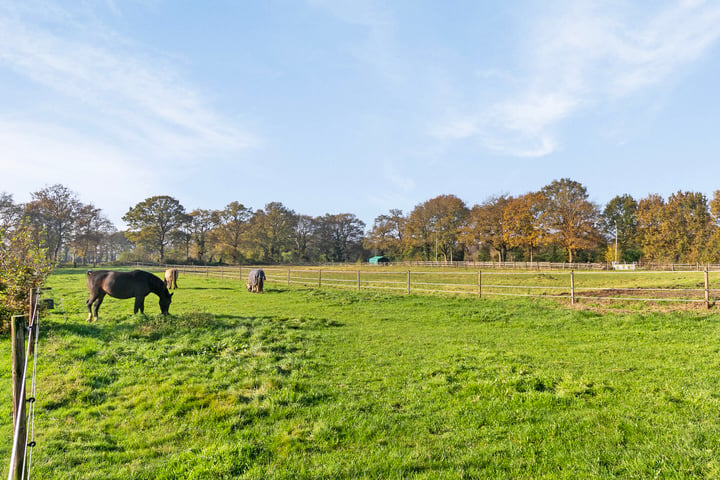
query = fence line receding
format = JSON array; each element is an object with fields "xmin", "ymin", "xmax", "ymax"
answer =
[{"xmin": 141, "ymin": 264, "xmax": 719, "ymax": 308}]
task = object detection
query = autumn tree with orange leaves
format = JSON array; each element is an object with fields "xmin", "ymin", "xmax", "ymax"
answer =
[
  {"xmin": 502, "ymin": 192, "xmax": 546, "ymax": 262},
  {"xmin": 540, "ymin": 179, "xmax": 603, "ymax": 263}
]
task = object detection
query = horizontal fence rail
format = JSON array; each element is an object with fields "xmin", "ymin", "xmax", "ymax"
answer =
[{"xmin": 137, "ymin": 264, "xmax": 720, "ymax": 308}]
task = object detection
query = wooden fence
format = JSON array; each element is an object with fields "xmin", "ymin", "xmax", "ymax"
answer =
[{"xmin": 146, "ymin": 264, "xmax": 720, "ymax": 308}]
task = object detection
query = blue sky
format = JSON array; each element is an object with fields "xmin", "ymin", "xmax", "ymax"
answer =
[{"xmin": 2, "ymin": 0, "xmax": 720, "ymax": 229}]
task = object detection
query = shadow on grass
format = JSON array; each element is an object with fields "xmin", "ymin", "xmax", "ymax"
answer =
[
  {"xmin": 42, "ymin": 311, "xmax": 342, "ymax": 343},
  {"xmin": 42, "ymin": 318, "xmax": 137, "ymax": 341}
]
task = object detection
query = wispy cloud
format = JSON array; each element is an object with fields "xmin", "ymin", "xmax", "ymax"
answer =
[
  {"xmin": 0, "ymin": 1, "xmax": 256, "ymax": 163},
  {"xmin": 0, "ymin": 118, "xmax": 157, "ymax": 225},
  {"xmin": 432, "ymin": 0, "xmax": 720, "ymax": 157}
]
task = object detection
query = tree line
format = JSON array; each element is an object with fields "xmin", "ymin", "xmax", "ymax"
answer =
[{"xmin": 3, "ymin": 180, "xmax": 720, "ymax": 266}]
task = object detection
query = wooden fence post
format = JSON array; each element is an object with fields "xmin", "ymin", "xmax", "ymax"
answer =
[
  {"xmin": 705, "ymin": 268, "xmax": 710, "ymax": 309},
  {"xmin": 478, "ymin": 270, "xmax": 482, "ymax": 298},
  {"xmin": 10, "ymin": 314, "xmax": 28, "ymax": 480},
  {"xmin": 407, "ymin": 271, "xmax": 411, "ymax": 294},
  {"xmin": 570, "ymin": 270, "xmax": 575, "ymax": 305},
  {"xmin": 28, "ymin": 289, "xmax": 37, "ymax": 321},
  {"xmin": 28, "ymin": 288, "xmax": 37, "ymax": 356},
  {"xmin": 318, "ymin": 270, "xmax": 322, "ymax": 288},
  {"xmin": 357, "ymin": 271, "xmax": 361, "ymax": 292},
  {"xmin": 287, "ymin": 269, "xmax": 290, "ymax": 287}
]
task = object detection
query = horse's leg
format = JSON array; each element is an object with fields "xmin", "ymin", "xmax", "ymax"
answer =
[
  {"xmin": 86, "ymin": 292, "xmax": 102, "ymax": 321},
  {"xmin": 86, "ymin": 295, "xmax": 96, "ymax": 322},
  {"xmin": 92, "ymin": 292, "xmax": 106, "ymax": 322},
  {"xmin": 134, "ymin": 295, "xmax": 145, "ymax": 315}
]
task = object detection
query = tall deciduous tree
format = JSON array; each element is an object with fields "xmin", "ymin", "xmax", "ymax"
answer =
[
  {"xmin": 293, "ymin": 215, "xmax": 317, "ymax": 262},
  {"xmin": 71, "ymin": 204, "xmax": 114, "ymax": 266},
  {"xmin": 664, "ymin": 191, "xmax": 713, "ymax": 263},
  {"xmin": 0, "ymin": 192, "xmax": 22, "ymax": 234},
  {"xmin": 601, "ymin": 194, "xmax": 640, "ymax": 263},
  {"xmin": 502, "ymin": 192, "xmax": 546, "ymax": 262},
  {"xmin": 637, "ymin": 192, "xmax": 713, "ymax": 263},
  {"xmin": 407, "ymin": 195, "xmax": 468, "ymax": 261},
  {"xmin": 214, "ymin": 202, "xmax": 253, "ymax": 263},
  {"xmin": 315, "ymin": 213, "xmax": 366, "ymax": 262},
  {"xmin": 708, "ymin": 190, "xmax": 720, "ymax": 262},
  {"xmin": 540, "ymin": 179, "xmax": 602, "ymax": 263},
  {"xmin": 189, "ymin": 209, "xmax": 217, "ymax": 263},
  {"xmin": 248, "ymin": 202, "xmax": 296, "ymax": 262},
  {"xmin": 636, "ymin": 194, "xmax": 667, "ymax": 262},
  {"xmin": 25, "ymin": 184, "xmax": 82, "ymax": 261},
  {"xmin": 364, "ymin": 209, "xmax": 406, "ymax": 258},
  {"xmin": 461, "ymin": 195, "xmax": 512, "ymax": 262},
  {"xmin": 123, "ymin": 195, "xmax": 187, "ymax": 263}
]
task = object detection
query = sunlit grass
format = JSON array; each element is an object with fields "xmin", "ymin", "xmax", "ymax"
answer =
[{"xmin": 2, "ymin": 269, "xmax": 720, "ymax": 478}]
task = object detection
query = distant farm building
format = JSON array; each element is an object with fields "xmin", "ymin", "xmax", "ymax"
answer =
[{"xmin": 368, "ymin": 255, "xmax": 390, "ymax": 264}]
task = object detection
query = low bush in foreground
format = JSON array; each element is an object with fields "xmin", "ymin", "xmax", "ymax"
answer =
[{"xmin": 2, "ymin": 269, "xmax": 720, "ymax": 478}]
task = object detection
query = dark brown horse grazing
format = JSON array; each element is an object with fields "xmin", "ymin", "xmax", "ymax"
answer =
[{"xmin": 86, "ymin": 270, "xmax": 173, "ymax": 321}]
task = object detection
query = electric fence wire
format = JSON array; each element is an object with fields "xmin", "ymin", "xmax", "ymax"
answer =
[
  {"xmin": 24, "ymin": 289, "xmax": 41, "ymax": 479},
  {"xmin": 7, "ymin": 289, "xmax": 41, "ymax": 480}
]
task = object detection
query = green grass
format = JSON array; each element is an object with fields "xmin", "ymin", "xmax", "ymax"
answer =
[{"xmin": 3, "ymin": 268, "xmax": 720, "ymax": 478}]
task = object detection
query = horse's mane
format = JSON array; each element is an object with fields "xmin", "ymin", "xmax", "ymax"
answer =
[{"xmin": 144, "ymin": 271, "xmax": 171, "ymax": 297}]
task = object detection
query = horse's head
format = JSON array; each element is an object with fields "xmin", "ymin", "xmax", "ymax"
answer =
[{"xmin": 159, "ymin": 292, "xmax": 173, "ymax": 315}]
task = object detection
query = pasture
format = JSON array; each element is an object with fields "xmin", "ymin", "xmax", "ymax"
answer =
[{"xmin": 3, "ymin": 268, "xmax": 720, "ymax": 478}]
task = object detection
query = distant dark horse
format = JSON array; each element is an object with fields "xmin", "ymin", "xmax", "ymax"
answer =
[{"xmin": 86, "ymin": 270, "xmax": 173, "ymax": 321}]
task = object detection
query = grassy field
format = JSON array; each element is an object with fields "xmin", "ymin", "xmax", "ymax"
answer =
[
  {"xmin": 187, "ymin": 264, "xmax": 720, "ymax": 306},
  {"xmin": 3, "ymin": 268, "xmax": 720, "ymax": 478}
]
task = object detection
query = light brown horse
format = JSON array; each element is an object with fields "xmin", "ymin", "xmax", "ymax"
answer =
[
  {"xmin": 86, "ymin": 270, "xmax": 172, "ymax": 321},
  {"xmin": 164, "ymin": 268, "xmax": 179, "ymax": 289}
]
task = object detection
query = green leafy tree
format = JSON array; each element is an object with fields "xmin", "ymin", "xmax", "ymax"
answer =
[
  {"xmin": 314, "ymin": 213, "xmax": 366, "ymax": 262},
  {"xmin": 123, "ymin": 196, "xmax": 187, "ymax": 263},
  {"xmin": 364, "ymin": 209, "xmax": 406, "ymax": 259},
  {"xmin": 213, "ymin": 202, "xmax": 253, "ymax": 263},
  {"xmin": 0, "ymin": 221, "xmax": 53, "ymax": 328},
  {"xmin": 292, "ymin": 215, "xmax": 317, "ymax": 262},
  {"xmin": 247, "ymin": 202, "xmax": 297, "ymax": 263},
  {"xmin": 601, "ymin": 194, "xmax": 640, "ymax": 263},
  {"xmin": 0, "ymin": 192, "xmax": 22, "ymax": 234},
  {"xmin": 70, "ymin": 204, "xmax": 114, "ymax": 266},
  {"xmin": 25, "ymin": 184, "xmax": 82, "ymax": 261},
  {"xmin": 188, "ymin": 209, "xmax": 217, "ymax": 263}
]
